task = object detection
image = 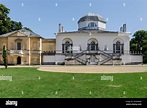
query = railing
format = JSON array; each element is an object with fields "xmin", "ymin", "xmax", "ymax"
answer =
[
  {"xmin": 9, "ymin": 50, "xmax": 42, "ymax": 55},
  {"xmin": 42, "ymin": 51, "xmax": 56, "ymax": 55},
  {"xmin": 130, "ymin": 51, "xmax": 142, "ymax": 55},
  {"xmin": 9, "ymin": 50, "xmax": 24, "ymax": 55}
]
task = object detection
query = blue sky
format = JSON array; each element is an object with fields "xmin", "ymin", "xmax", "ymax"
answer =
[{"xmin": 0, "ymin": 0, "xmax": 147, "ymax": 38}]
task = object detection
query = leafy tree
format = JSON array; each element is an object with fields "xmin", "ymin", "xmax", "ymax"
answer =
[
  {"xmin": 23, "ymin": 27, "xmax": 33, "ymax": 32},
  {"xmin": 132, "ymin": 30, "xmax": 147, "ymax": 50},
  {"xmin": 130, "ymin": 38, "xmax": 137, "ymax": 51},
  {"xmin": 0, "ymin": 4, "xmax": 10, "ymax": 34},
  {"xmin": 0, "ymin": 4, "xmax": 22, "ymax": 35},
  {"xmin": 130, "ymin": 30, "xmax": 147, "ymax": 63},
  {"xmin": 2, "ymin": 45, "xmax": 7, "ymax": 69},
  {"xmin": 142, "ymin": 35, "xmax": 147, "ymax": 63},
  {"xmin": 10, "ymin": 21, "xmax": 22, "ymax": 31}
]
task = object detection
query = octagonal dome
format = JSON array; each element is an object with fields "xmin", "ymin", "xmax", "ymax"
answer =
[
  {"xmin": 78, "ymin": 12, "xmax": 106, "ymax": 31},
  {"xmin": 78, "ymin": 12, "xmax": 106, "ymax": 24}
]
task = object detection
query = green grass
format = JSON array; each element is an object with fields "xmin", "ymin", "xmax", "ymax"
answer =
[{"xmin": 0, "ymin": 68, "xmax": 147, "ymax": 98}]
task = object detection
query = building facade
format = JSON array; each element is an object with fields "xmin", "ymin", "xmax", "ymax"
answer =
[
  {"xmin": 0, "ymin": 12, "xmax": 143, "ymax": 65},
  {"xmin": 44, "ymin": 12, "xmax": 142, "ymax": 65},
  {"xmin": 0, "ymin": 29, "xmax": 55, "ymax": 65}
]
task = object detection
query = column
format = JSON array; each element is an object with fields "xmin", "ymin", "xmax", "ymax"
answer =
[
  {"xmin": 28, "ymin": 38, "xmax": 31, "ymax": 65},
  {"xmin": 39, "ymin": 38, "xmax": 42, "ymax": 65}
]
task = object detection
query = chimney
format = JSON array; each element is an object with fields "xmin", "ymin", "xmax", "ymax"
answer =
[
  {"xmin": 62, "ymin": 26, "xmax": 64, "ymax": 32},
  {"xmin": 120, "ymin": 27, "xmax": 123, "ymax": 32},
  {"xmin": 59, "ymin": 23, "xmax": 62, "ymax": 33},
  {"xmin": 123, "ymin": 23, "xmax": 126, "ymax": 32}
]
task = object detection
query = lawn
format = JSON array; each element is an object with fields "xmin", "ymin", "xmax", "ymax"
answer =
[{"xmin": 0, "ymin": 68, "xmax": 147, "ymax": 98}]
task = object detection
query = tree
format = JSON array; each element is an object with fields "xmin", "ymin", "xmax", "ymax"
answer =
[
  {"xmin": 2, "ymin": 45, "xmax": 7, "ymax": 69},
  {"xmin": 0, "ymin": 4, "xmax": 22, "ymax": 35},
  {"xmin": 130, "ymin": 38, "xmax": 137, "ymax": 51},
  {"xmin": 10, "ymin": 21, "xmax": 22, "ymax": 32},
  {"xmin": 130, "ymin": 30, "xmax": 147, "ymax": 63},
  {"xmin": 143, "ymin": 35, "xmax": 147, "ymax": 63},
  {"xmin": 132, "ymin": 30, "xmax": 147, "ymax": 51},
  {"xmin": 23, "ymin": 27, "xmax": 33, "ymax": 32}
]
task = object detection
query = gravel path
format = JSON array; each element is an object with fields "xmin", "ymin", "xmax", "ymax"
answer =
[{"xmin": 37, "ymin": 65, "xmax": 147, "ymax": 73}]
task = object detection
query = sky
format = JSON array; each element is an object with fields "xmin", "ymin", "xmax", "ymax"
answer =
[{"xmin": 0, "ymin": 0, "xmax": 147, "ymax": 38}]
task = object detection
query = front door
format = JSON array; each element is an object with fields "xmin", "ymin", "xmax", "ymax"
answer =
[{"xmin": 17, "ymin": 56, "xmax": 21, "ymax": 64}]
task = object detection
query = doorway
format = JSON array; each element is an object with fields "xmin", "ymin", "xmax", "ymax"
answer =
[{"xmin": 17, "ymin": 56, "xmax": 21, "ymax": 64}]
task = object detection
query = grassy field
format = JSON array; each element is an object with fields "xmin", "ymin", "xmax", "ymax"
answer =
[{"xmin": 0, "ymin": 68, "xmax": 147, "ymax": 98}]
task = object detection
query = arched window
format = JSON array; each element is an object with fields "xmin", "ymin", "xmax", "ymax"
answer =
[
  {"xmin": 62, "ymin": 39, "xmax": 73, "ymax": 54},
  {"xmin": 87, "ymin": 38, "xmax": 98, "ymax": 51},
  {"xmin": 113, "ymin": 40, "xmax": 124, "ymax": 54},
  {"xmin": 116, "ymin": 41, "xmax": 121, "ymax": 53},
  {"xmin": 65, "ymin": 41, "xmax": 70, "ymax": 51},
  {"xmin": 91, "ymin": 41, "xmax": 96, "ymax": 50}
]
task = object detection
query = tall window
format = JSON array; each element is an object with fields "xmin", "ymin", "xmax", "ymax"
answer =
[
  {"xmin": 91, "ymin": 41, "xmax": 96, "ymax": 50},
  {"xmin": 62, "ymin": 41, "xmax": 72, "ymax": 53},
  {"xmin": 87, "ymin": 41, "xmax": 98, "ymax": 51},
  {"xmin": 17, "ymin": 42, "xmax": 21, "ymax": 50},
  {"xmin": 113, "ymin": 41, "xmax": 124, "ymax": 54},
  {"xmin": 116, "ymin": 41, "xmax": 121, "ymax": 53}
]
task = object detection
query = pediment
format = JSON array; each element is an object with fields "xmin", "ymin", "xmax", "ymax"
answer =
[{"xmin": 9, "ymin": 32, "xmax": 27, "ymax": 37}]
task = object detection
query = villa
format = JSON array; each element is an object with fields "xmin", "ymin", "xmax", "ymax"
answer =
[{"xmin": 0, "ymin": 12, "xmax": 142, "ymax": 65}]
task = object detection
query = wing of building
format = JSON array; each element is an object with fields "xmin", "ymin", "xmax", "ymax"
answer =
[{"xmin": 0, "ymin": 29, "xmax": 55, "ymax": 65}]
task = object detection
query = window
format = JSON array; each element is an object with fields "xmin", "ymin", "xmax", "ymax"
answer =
[
  {"xmin": 87, "ymin": 39, "xmax": 98, "ymax": 51},
  {"xmin": 17, "ymin": 42, "xmax": 21, "ymax": 50},
  {"xmin": 91, "ymin": 41, "xmax": 95, "ymax": 50},
  {"xmin": 116, "ymin": 41, "xmax": 121, "ymax": 53},
  {"xmin": 65, "ymin": 41, "xmax": 70, "ymax": 50},
  {"xmin": 87, "ymin": 41, "xmax": 98, "ymax": 51},
  {"xmin": 113, "ymin": 41, "xmax": 124, "ymax": 54},
  {"xmin": 88, "ymin": 22, "xmax": 97, "ymax": 27},
  {"xmin": 62, "ymin": 41, "xmax": 73, "ymax": 53}
]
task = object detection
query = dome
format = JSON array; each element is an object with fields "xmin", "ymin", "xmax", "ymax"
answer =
[
  {"xmin": 78, "ymin": 12, "xmax": 106, "ymax": 24},
  {"xmin": 78, "ymin": 12, "xmax": 106, "ymax": 31}
]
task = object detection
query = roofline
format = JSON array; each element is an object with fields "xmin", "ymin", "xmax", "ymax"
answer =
[
  {"xmin": 56, "ymin": 30, "xmax": 119, "ymax": 35},
  {"xmin": 0, "ymin": 29, "xmax": 43, "ymax": 38},
  {"xmin": 78, "ymin": 19, "xmax": 106, "ymax": 24}
]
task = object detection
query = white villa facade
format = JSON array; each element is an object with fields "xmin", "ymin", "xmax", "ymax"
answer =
[{"xmin": 43, "ymin": 13, "xmax": 142, "ymax": 65}]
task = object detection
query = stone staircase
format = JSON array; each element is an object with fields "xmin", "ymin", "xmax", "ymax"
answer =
[{"xmin": 65, "ymin": 50, "xmax": 122, "ymax": 65}]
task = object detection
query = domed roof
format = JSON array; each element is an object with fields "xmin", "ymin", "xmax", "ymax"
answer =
[{"xmin": 78, "ymin": 12, "xmax": 106, "ymax": 23}]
